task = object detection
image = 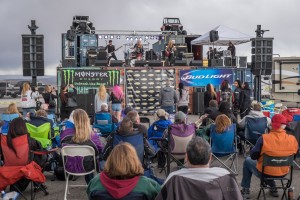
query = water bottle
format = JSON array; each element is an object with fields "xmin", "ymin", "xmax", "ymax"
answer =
[
  {"xmin": 288, "ymin": 187, "xmax": 295, "ymax": 200},
  {"xmin": 1, "ymin": 191, "xmax": 6, "ymax": 199}
]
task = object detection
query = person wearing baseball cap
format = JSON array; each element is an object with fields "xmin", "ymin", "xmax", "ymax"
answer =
[{"xmin": 241, "ymin": 114, "xmax": 298, "ymax": 198}]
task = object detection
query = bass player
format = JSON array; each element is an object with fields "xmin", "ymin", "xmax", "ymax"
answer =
[
  {"xmin": 165, "ymin": 40, "xmax": 176, "ymax": 66},
  {"xmin": 105, "ymin": 40, "xmax": 118, "ymax": 64}
]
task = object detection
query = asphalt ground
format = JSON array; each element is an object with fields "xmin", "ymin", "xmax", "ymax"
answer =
[{"xmin": 0, "ymin": 97, "xmax": 300, "ymax": 199}]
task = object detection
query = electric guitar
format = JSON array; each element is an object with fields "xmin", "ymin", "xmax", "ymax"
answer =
[{"xmin": 107, "ymin": 45, "xmax": 123, "ymax": 57}]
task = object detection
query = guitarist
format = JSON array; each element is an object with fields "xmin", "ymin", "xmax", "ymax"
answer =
[
  {"xmin": 105, "ymin": 40, "xmax": 118, "ymax": 64},
  {"xmin": 165, "ymin": 40, "xmax": 176, "ymax": 66}
]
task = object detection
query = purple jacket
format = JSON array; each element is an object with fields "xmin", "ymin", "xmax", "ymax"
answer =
[{"xmin": 60, "ymin": 128, "xmax": 103, "ymax": 173}]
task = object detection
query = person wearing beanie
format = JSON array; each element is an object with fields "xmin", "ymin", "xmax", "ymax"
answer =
[{"xmin": 241, "ymin": 114, "xmax": 298, "ymax": 199}]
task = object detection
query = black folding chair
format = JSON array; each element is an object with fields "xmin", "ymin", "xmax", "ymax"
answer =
[
  {"xmin": 257, "ymin": 154, "xmax": 294, "ymax": 200},
  {"xmin": 139, "ymin": 117, "xmax": 151, "ymax": 128}
]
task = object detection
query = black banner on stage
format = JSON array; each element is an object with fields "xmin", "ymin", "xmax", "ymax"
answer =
[
  {"xmin": 126, "ymin": 69, "xmax": 175, "ymax": 114},
  {"xmin": 61, "ymin": 69, "xmax": 120, "ymax": 94}
]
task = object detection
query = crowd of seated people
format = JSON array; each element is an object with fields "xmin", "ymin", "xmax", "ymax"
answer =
[{"xmin": 1, "ymin": 82, "xmax": 300, "ymax": 200}]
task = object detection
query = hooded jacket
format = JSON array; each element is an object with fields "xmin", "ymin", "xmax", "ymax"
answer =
[
  {"xmin": 176, "ymin": 89, "xmax": 189, "ymax": 107},
  {"xmin": 160, "ymin": 86, "xmax": 178, "ymax": 107},
  {"xmin": 238, "ymin": 110, "xmax": 271, "ymax": 129},
  {"xmin": 87, "ymin": 173, "xmax": 161, "ymax": 200}
]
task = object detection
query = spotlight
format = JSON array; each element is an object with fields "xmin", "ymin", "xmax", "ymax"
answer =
[
  {"xmin": 130, "ymin": 37, "xmax": 133, "ymax": 41},
  {"xmin": 150, "ymin": 36, "xmax": 154, "ymax": 40},
  {"xmin": 98, "ymin": 35, "xmax": 102, "ymax": 39},
  {"xmin": 110, "ymin": 35, "xmax": 114, "ymax": 39},
  {"xmin": 104, "ymin": 35, "xmax": 108, "ymax": 39},
  {"xmin": 126, "ymin": 36, "xmax": 129, "ymax": 40},
  {"xmin": 116, "ymin": 35, "xmax": 121, "ymax": 39},
  {"xmin": 135, "ymin": 37, "xmax": 138, "ymax": 40},
  {"xmin": 139, "ymin": 37, "xmax": 142, "ymax": 41},
  {"xmin": 145, "ymin": 36, "xmax": 149, "ymax": 40}
]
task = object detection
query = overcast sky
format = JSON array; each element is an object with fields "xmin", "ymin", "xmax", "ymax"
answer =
[{"xmin": 0, "ymin": 0, "xmax": 299, "ymax": 75}]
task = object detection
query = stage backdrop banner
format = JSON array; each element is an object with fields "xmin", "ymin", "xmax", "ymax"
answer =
[
  {"xmin": 61, "ymin": 69, "xmax": 120, "ymax": 94},
  {"xmin": 180, "ymin": 69, "xmax": 234, "ymax": 87}
]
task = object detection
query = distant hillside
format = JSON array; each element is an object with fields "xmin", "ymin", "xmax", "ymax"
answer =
[{"xmin": 0, "ymin": 75, "xmax": 57, "ymax": 86}]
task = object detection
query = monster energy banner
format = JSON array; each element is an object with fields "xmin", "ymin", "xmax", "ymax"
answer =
[
  {"xmin": 61, "ymin": 69, "xmax": 120, "ymax": 94},
  {"xmin": 126, "ymin": 69, "xmax": 175, "ymax": 114}
]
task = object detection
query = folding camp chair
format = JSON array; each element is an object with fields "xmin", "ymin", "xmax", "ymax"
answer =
[
  {"xmin": 139, "ymin": 117, "xmax": 151, "ymax": 128},
  {"xmin": 61, "ymin": 146, "xmax": 97, "ymax": 200},
  {"xmin": 257, "ymin": 154, "xmax": 294, "ymax": 200},
  {"xmin": 0, "ymin": 113, "xmax": 19, "ymax": 135},
  {"xmin": 210, "ymin": 123, "xmax": 238, "ymax": 175},
  {"xmin": 26, "ymin": 122, "xmax": 52, "ymax": 149},
  {"xmin": 93, "ymin": 112, "xmax": 116, "ymax": 137},
  {"xmin": 243, "ymin": 117, "xmax": 268, "ymax": 157}
]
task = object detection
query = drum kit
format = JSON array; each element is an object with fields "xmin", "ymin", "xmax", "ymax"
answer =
[{"xmin": 123, "ymin": 43, "xmax": 149, "ymax": 67}]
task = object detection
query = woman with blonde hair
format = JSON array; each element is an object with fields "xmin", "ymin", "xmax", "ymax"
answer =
[
  {"xmin": 94, "ymin": 85, "xmax": 110, "ymax": 113},
  {"xmin": 87, "ymin": 142, "xmax": 161, "ymax": 199},
  {"xmin": 165, "ymin": 40, "xmax": 176, "ymax": 66},
  {"xmin": 60, "ymin": 109, "xmax": 103, "ymax": 184},
  {"xmin": 6, "ymin": 102, "xmax": 22, "ymax": 117},
  {"xmin": 215, "ymin": 114, "xmax": 231, "ymax": 133},
  {"xmin": 110, "ymin": 85, "xmax": 124, "ymax": 121},
  {"xmin": 42, "ymin": 85, "xmax": 57, "ymax": 114},
  {"xmin": 134, "ymin": 39, "xmax": 144, "ymax": 61},
  {"xmin": 20, "ymin": 82, "xmax": 36, "ymax": 117}
]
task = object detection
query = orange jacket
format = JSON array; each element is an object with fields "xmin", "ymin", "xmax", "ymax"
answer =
[
  {"xmin": 256, "ymin": 129, "xmax": 298, "ymax": 176},
  {"xmin": 0, "ymin": 161, "xmax": 46, "ymax": 190}
]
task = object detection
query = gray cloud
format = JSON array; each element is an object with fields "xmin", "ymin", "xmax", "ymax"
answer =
[{"xmin": 0, "ymin": 0, "xmax": 299, "ymax": 75}]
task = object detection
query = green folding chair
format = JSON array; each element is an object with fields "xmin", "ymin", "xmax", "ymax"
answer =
[{"xmin": 26, "ymin": 122, "xmax": 52, "ymax": 149}]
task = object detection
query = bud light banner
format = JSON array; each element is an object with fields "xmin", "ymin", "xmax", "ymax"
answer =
[{"xmin": 180, "ymin": 69, "xmax": 233, "ymax": 87}]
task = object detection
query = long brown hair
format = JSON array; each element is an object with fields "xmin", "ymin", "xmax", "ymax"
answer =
[
  {"xmin": 98, "ymin": 85, "xmax": 107, "ymax": 100},
  {"xmin": 206, "ymin": 84, "xmax": 216, "ymax": 99},
  {"xmin": 72, "ymin": 109, "xmax": 92, "ymax": 143},
  {"xmin": 104, "ymin": 142, "xmax": 144, "ymax": 179},
  {"xmin": 60, "ymin": 85, "xmax": 67, "ymax": 104},
  {"xmin": 215, "ymin": 114, "xmax": 231, "ymax": 133}
]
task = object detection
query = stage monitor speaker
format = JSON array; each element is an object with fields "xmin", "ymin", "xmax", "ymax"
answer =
[
  {"xmin": 145, "ymin": 50, "xmax": 157, "ymax": 60},
  {"xmin": 135, "ymin": 61, "xmax": 147, "ymax": 67},
  {"xmin": 62, "ymin": 59, "xmax": 76, "ymax": 67},
  {"xmin": 66, "ymin": 29, "xmax": 76, "ymax": 41},
  {"xmin": 97, "ymin": 51, "xmax": 107, "ymax": 60},
  {"xmin": 148, "ymin": 61, "xmax": 162, "ymax": 67},
  {"xmin": 193, "ymin": 92, "xmax": 205, "ymax": 114},
  {"xmin": 224, "ymin": 57, "xmax": 236, "ymax": 67},
  {"xmin": 95, "ymin": 60, "xmax": 107, "ymax": 66},
  {"xmin": 174, "ymin": 60, "xmax": 187, "ymax": 66},
  {"xmin": 190, "ymin": 60, "xmax": 203, "ymax": 66},
  {"xmin": 238, "ymin": 56, "xmax": 247, "ymax": 68},
  {"xmin": 209, "ymin": 30, "xmax": 219, "ymax": 42},
  {"xmin": 87, "ymin": 57, "xmax": 96, "ymax": 66},
  {"xmin": 110, "ymin": 60, "xmax": 123, "ymax": 67},
  {"xmin": 211, "ymin": 59, "xmax": 223, "ymax": 66}
]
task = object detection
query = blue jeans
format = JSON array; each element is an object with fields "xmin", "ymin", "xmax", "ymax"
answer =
[
  {"xmin": 241, "ymin": 157, "xmax": 277, "ymax": 189},
  {"xmin": 111, "ymin": 103, "xmax": 122, "ymax": 112},
  {"xmin": 161, "ymin": 106, "xmax": 174, "ymax": 114}
]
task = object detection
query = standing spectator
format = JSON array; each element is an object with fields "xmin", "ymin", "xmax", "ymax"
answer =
[
  {"xmin": 94, "ymin": 85, "xmax": 110, "ymax": 113},
  {"xmin": 42, "ymin": 85, "xmax": 57, "ymax": 115},
  {"xmin": 60, "ymin": 109, "xmax": 103, "ymax": 184},
  {"xmin": 240, "ymin": 114, "xmax": 298, "ymax": 198},
  {"xmin": 59, "ymin": 84, "xmax": 77, "ymax": 121},
  {"xmin": 218, "ymin": 80, "xmax": 232, "ymax": 105},
  {"xmin": 20, "ymin": 82, "xmax": 36, "ymax": 117},
  {"xmin": 110, "ymin": 85, "xmax": 124, "ymax": 122},
  {"xmin": 204, "ymin": 84, "xmax": 217, "ymax": 109},
  {"xmin": 240, "ymin": 82, "xmax": 251, "ymax": 119},
  {"xmin": 160, "ymin": 79, "xmax": 178, "ymax": 114},
  {"xmin": 87, "ymin": 143, "xmax": 161, "ymax": 199},
  {"xmin": 176, "ymin": 82, "xmax": 189, "ymax": 114},
  {"xmin": 232, "ymin": 80, "xmax": 242, "ymax": 119}
]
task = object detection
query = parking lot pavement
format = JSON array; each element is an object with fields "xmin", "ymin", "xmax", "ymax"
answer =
[{"xmin": 2, "ymin": 113, "xmax": 300, "ymax": 199}]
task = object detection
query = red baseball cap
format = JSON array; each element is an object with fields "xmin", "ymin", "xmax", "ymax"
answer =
[{"xmin": 271, "ymin": 114, "xmax": 287, "ymax": 129}]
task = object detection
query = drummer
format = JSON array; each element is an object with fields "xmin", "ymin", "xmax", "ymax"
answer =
[{"xmin": 132, "ymin": 40, "xmax": 144, "ymax": 61}]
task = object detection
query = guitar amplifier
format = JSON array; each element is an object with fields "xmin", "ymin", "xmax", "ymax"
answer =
[
  {"xmin": 211, "ymin": 59, "xmax": 223, "ymax": 66},
  {"xmin": 97, "ymin": 51, "xmax": 107, "ymax": 60}
]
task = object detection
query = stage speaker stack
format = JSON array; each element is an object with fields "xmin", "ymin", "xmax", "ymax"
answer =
[
  {"xmin": 209, "ymin": 30, "xmax": 219, "ymax": 42},
  {"xmin": 135, "ymin": 61, "xmax": 147, "ymax": 67},
  {"xmin": 251, "ymin": 38, "xmax": 273, "ymax": 75},
  {"xmin": 190, "ymin": 60, "xmax": 203, "ymax": 67},
  {"xmin": 211, "ymin": 59, "xmax": 223, "ymax": 66},
  {"xmin": 193, "ymin": 92, "xmax": 205, "ymax": 114},
  {"xmin": 95, "ymin": 60, "xmax": 107, "ymax": 67},
  {"xmin": 174, "ymin": 60, "xmax": 186, "ymax": 66},
  {"xmin": 110, "ymin": 60, "xmax": 123, "ymax": 67},
  {"xmin": 238, "ymin": 56, "xmax": 247, "ymax": 68},
  {"xmin": 148, "ymin": 61, "xmax": 162, "ymax": 67}
]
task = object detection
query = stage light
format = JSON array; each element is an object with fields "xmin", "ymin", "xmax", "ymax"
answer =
[
  {"xmin": 110, "ymin": 35, "xmax": 114, "ymax": 39},
  {"xmin": 126, "ymin": 36, "xmax": 129, "ymax": 40},
  {"xmin": 104, "ymin": 35, "xmax": 108, "ymax": 39},
  {"xmin": 150, "ymin": 36, "xmax": 154, "ymax": 40},
  {"xmin": 116, "ymin": 35, "xmax": 121, "ymax": 39},
  {"xmin": 135, "ymin": 37, "xmax": 138, "ymax": 40},
  {"xmin": 145, "ymin": 36, "xmax": 149, "ymax": 39},
  {"xmin": 98, "ymin": 35, "xmax": 102, "ymax": 39},
  {"xmin": 139, "ymin": 37, "xmax": 142, "ymax": 40},
  {"xmin": 130, "ymin": 37, "xmax": 133, "ymax": 41}
]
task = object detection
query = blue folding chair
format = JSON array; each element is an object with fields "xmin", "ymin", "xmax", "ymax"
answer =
[
  {"xmin": 210, "ymin": 123, "xmax": 238, "ymax": 175},
  {"xmin": 93, "ymin": 112, "xmax": 117, "ymax": 137},
  {"xmin": 243, "ymin": 117, "xmax": 268, "ymax": 156},
  {"xmin": 0, "ymin": 113, "xmax": 19, "ymax": 135}
]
